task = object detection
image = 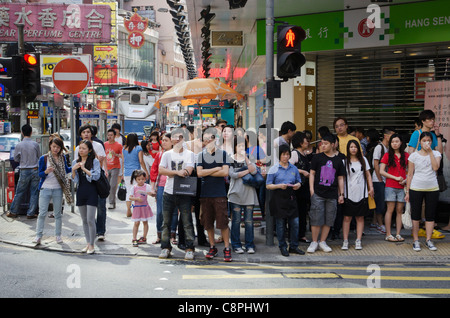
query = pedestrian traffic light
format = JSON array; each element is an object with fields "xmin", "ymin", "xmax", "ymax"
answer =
[
  {"xmin": 277, "ymin": 25, "xmax": 306, "ymax": 79},
  {"xmin": 0, "ymin": 55, "xmax": 23, "ymax": 96},
  {"xmin": 22, "ymin": 53, "xmax": 41, "ymax": 97}
]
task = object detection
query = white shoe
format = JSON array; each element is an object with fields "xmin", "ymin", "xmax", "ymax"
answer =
[
  {"xmin": 341, "ymin": 240, "xmax": 349, "ymax": 250},
  {"xmin": 159, "ymin": 248, "xmax": 171, "ymax": 259},
  {"xmin": 307, "ymin": 241, "xmax": 318, "ymax": 253},
  {"xmin": 32, "ymin": 237, "xmax": 41, "ymax": 245},
  {"xmin": 247, "ymin": 247, "xmax": 255, "ymax": 254},
  {"xmin": 413, "ymin": 240, "xmax": 421, "ymax": 252},
  {"xmin": 426, "ymin": 240, "xmax": 437, "ymax": 251},
  {"xmin": 234, "ymin": 247, "xmax": 244, "ymax": 254},
  {"xmin": 56, "ymin": 236, "xmax": 63, "ymax": 244},
  {"xmin": 319, "ymin": 241, "xmax": 332, "ymax": 252},
  {"xmin": 184, "ymin": 250, "xmax": 194, "ymax": 260},
  {"xmin": 355, "ymin": 239, "xmax": 362, "ymax": 250}
]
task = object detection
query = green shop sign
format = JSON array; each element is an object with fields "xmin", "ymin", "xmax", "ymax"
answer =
[{"xmin": 256, "ymin": 0, "xmax": 450, "ymax": 55}]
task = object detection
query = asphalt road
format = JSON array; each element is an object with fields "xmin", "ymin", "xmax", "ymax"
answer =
[{"xmin": 1, "ymin": 242, "xmax": 449, "ymax": 302}]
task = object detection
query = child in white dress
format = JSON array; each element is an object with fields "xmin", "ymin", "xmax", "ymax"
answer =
[{"xmin": 129, "ymin": 170, "xmax": 154, "ymax": 247}]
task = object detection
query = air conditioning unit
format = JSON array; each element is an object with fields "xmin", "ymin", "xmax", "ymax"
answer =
[{"xmin": 130, "ymin": 92, "xmax": 148, "ymax": 105}]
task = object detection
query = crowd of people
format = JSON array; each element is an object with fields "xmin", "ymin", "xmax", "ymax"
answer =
[{"xmin": 6, "ymin": 109, "xmax": 448, "ymax": 260}]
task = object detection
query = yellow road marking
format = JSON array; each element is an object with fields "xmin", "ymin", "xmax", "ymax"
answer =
[
  {"xmin": 178, "ymin": 288, "xmax": 450, "ymax": 296},
  {"xmin": 186, "ymin": 265, "xmax": 450, "ymax": 272},
  {"xmin": 183, "ymin": 273, "xmax": 450, "ymax": 280}
]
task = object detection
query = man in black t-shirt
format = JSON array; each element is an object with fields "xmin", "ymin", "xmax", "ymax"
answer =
[
  {"xmin": 308, "ymin": 134, "xmax": 345, "ymax": 253},
  {"xmin": 196, "ymin": 128, "xmax": 233, "ymax": 262}
]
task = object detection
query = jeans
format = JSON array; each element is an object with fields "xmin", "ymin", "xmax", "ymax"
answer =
[
  {"xmin": 230, "ymin": 202, "xmax": 255, "ymax": 250},
  {"xmin": 107, "ymin": 168, "xmax": 120, "ymax": 205},
  {"xmin": 96, "ymin": 196, "xmax": 107, "ymax": 236},
  {"xmin": 156, "ymin": 186, "xmax": 178, "ymax": 234},
  {"xmin": 373, "ymin": 182, "xmax": 386, "ymax": 215},
  {"xmin": 10, "ymin": 168, "xmax": 40, "ymax": 216},
  {"xmin": 161, "ymin": 193, "xmax": 195, "ymax": 250},
  {"xmin": 36, "ymin": 188, "xmax": 63, "ymax": 238},
  {"xmin": 275, "ymin": 215, "xmax": 299, "ymax": 249}
]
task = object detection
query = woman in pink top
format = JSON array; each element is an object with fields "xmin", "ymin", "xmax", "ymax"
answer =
[{"xmin": 380, "ymin": 133, "xmax": 409, "ymax": 242}]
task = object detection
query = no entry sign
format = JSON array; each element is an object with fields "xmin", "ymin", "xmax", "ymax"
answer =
[{"xmin": 52, "ymin": 58, "xmax": 90, "ymax": 95}]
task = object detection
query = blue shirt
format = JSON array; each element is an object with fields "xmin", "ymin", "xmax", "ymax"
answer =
[
  {"xmin": 408, "ymin": 130, "xmax": 438, "ymax": 151},
  {"xmin": 123, "ymin": 145, "xmax": 142, "ymax": 176},
  {"xmin": 266, "ymin": 162, "xmax": 302, "ymax": 186}
]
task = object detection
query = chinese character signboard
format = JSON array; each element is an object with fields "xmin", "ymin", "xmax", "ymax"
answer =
[
  {"xmin": 0, "ymin": 3, "xmax": 112, "ymax": 43},
  {"xmin": 124, "ymin": 9, "xmax": 148, "ymax": 49}
]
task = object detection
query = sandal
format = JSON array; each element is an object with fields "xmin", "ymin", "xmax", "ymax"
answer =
[
  {"xmin": 132, "ymin": 240, "xmax": 138, "ymax": 247},
  {"xmin": 385, "ymin": 235, "xmax": 398, "ymax": 242},
  {"xmin": 137, "ymin": 237, "xmax": 147, "ymax": 244},
  {"xmin": 395, "ymin": 234, "xmax": 405, "ymax": 242},
  {"xmin": 431, "ymin": 229, "xmax": 445, "ymax": 239}
]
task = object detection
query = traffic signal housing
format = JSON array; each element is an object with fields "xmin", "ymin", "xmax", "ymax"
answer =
[
  {"xmin": 277, "ymin": 25, "xmax": 306, "ymax": 79},
  {"xmin": 0, "ymin": 55, "xmax": 23, "ymax": 96},
  {"xmin": 22, "ymin": 53, "xmax": 41, "ymax": 97}
]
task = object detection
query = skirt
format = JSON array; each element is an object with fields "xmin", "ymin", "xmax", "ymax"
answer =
[{"xmin": 131, "ymin": 204, "xmax": 153, "ymax": 222}]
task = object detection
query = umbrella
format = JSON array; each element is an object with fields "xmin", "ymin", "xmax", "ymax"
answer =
[{"xmin": 154, "ymin": 78, "xmax": 243, "ymax": 108}]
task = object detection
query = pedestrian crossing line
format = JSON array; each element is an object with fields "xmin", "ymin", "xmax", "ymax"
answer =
[
  {"xmin": 182, "ymin": 273, "xmax": 450, "ymax": 281},
  {"xmin": 178, "ymin": 288, "xmax": 450, "ymax": 296},
  {"xmin": 185, "ymin": 264, "xmax": 450, "ymax": 272}
]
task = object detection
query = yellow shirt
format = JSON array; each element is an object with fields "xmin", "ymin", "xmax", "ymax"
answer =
[{"xmin": 338, "ymin": 134, "xmax": 361, "ymax": 156}]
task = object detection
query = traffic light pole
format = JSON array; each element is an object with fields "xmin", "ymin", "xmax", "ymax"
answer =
[
  {"xmin": 17, "ymin": 24, "xmax": 27, "ymax": 128},
  {"xmin": 265, "ymin": 0, "xmax": 274, "ymax": 246}
]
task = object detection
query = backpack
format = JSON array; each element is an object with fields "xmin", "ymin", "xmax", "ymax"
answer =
[
  {"xmin": 367, "ymin": 143, "xmax": 385, "ymax": 175},
  {"xmin": 94, "ymin": 169, "xmax": 111, "ymax": 199}
]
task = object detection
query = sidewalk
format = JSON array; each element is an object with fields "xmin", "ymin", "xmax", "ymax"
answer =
[{"xmin": 1, "ymin": 197, "xmax": 450, "ymax": 264}]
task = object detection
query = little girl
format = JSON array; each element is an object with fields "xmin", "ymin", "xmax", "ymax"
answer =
[
  {"xmin": 149, "ymin": 131, "xmax": 162, "ymax": 159},
  {"xmin": 129, "ymin": 170, "xmax": 154, "ymax": 247}
]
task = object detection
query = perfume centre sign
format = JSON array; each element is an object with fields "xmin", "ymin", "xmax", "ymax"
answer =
[{"xmin": 0, "ymin": 3, "xmax": 112, "ymax": 43}]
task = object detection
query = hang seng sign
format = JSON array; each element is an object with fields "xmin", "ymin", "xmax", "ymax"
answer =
[{"xmin": 0, "ymin": 3, "xmax": 112, "ymax": 43}]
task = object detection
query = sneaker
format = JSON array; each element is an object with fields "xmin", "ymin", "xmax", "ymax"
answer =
[
  {"xmin": 159, "ymin": 248, "xmax": 171, "ymax": 259},
  {"xmin": 32, "ymin": 236, "xmax": 41, "ymax": 245},
  {"xmin": 247, "ymin": 247, "xmax": 255, "ymax": 254},
  {"xmin": 56, "ymin": 236, "xmax": 63, "ymax": 244},
  {"xmin": 185, "ymin": 250, "xmax": 195, "ymax": 260},
  {"xmin": 223, "ymin": 248, "xmax": 232, "ymax": 262},
  {"xmin": 426, "ymin": 240, "xmax": 437, "ymax": 251},
  {"xmin": 319, "ymin": 241, "xmax": 332, "ymax": 252},
  {"xmin": 234, "ymin": 247, "xmax": 244, "ymax": 254},
  {"xmin": 355, "ymin": 239, "xmax": 362, "ymax": 250},
  {"xmin": 205, "ymin": 246, "xmax": 218, "ymax": 259},
  {"xmin": 377, "ymin": 225, "xmax": 386, "ymax": 234},
  {"xmin": 412, "ymin": 240, "xmax": 421, "ymax": 251},
  {"xmin": 341, "ymin": 240, "xmax": 349, "ymax": 250},
  {"xmin": 307, "ymin": 241, "xmax": 318, "ymax": 253},
  {"xmin": 97, "ymin": 235, "xmax": 105, "ymax": 241}
]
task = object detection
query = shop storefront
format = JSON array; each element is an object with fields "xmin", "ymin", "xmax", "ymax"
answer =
[{"xmin": 255, "ymin": 0, "xmax": 450, "ymax": 136}]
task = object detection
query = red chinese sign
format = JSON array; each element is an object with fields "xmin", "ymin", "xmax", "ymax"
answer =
[
  {"xmin": 0, "ymin": 3, "xmax": 112, "ymax": 43},
  {"xmin": 124, "ymin": 9, "xmax": 148, "ymax": 49}
]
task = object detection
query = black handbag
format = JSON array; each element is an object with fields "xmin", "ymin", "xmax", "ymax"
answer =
[
  {"xmin": 173, "ymin": 176, "xmax": 198, "ymax": 196},
  {"xmin": 94, "ymin": 169, "xmax": 111, "ymax": 199},
  {"xmin": 117, "ymin": 182, "xmax": 127, "ymax": 201}
]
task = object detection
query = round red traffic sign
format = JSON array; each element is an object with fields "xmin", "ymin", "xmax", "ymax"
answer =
[{"xmin": 52, "ymin": 58, "xmax": 90, "ymax": 95}]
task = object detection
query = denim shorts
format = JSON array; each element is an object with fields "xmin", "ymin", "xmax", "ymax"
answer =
[{"xmin": 384, "ymin": 187, "xmax": 405, "ymax": 203}]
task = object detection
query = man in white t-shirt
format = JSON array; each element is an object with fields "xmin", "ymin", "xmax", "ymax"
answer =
[
  {"xmin": 158, "ymin": 131, "xmax": 196, "ymax": 260},
  {"xmin": 371, "ymin": 127, "xmax": 395, "ymax": 233}
]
